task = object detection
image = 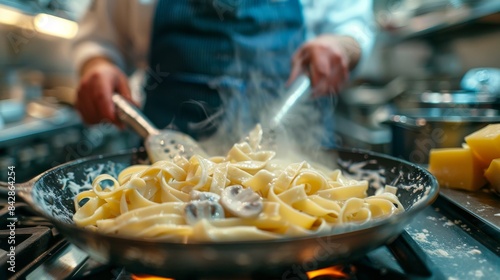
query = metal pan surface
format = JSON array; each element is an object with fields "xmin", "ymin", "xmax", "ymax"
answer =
[{"xmin": 7, "ymin": 148, "xmax": 438, "ymax": 278}]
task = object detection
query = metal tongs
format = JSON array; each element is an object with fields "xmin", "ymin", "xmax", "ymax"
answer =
[
  {"xmin": 271, "ymin": 74, "xmax": 311, "ymax": 128},
  {"xmin": 255, "ymin": 74, "xmax": 311, "ymax": 149}
]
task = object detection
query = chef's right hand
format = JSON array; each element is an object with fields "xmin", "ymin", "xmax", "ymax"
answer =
[{"xmin": 75, "ymin": 57, "xmax": 133, "ymax": 128}]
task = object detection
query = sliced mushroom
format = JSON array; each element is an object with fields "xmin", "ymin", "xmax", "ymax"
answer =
[
  {"xmin": 220, "ymin": 185, "xmax": 263, "ymax": 218},
  {"xmin": 190, "ymin": 190, "xmax": 221, "ymax": 202},
  {"xmin": 184, "ymin": 200, "xmax": 225, "ymax": 225}
]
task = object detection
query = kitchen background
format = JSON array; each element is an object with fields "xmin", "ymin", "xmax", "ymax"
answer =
[
  {"xmin": 1, "ymin": 0, "xmax": 500, "ymax": 182},
  {"xmin": 1, "ymin": 1, "xmax": 500, "ymax": 280}
]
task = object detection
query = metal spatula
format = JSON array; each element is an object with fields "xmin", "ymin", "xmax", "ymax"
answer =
[{"xmin": 112, "ymin": 95, "xmax": 208, "ymax": 162}]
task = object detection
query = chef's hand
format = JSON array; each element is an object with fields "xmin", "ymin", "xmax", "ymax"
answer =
[
  {"xmin": 75, "ymin": 57, "xmax": 133, "ymax": 128},
  {"xmin": 288, "ymin": 35, "xmax": 361, "ymax": 97}
]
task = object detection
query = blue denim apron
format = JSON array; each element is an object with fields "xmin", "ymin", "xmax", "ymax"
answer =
[{"xmin": 143, "ymin": 0, "xmax": 305, "ymax": 141}]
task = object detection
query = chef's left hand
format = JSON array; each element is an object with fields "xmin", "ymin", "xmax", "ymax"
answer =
[{"xmin": 288, "ymin": 35, "xmax": 361, "ymax": 97}]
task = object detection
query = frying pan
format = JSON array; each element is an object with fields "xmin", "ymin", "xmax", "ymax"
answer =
[{"xmin": 2, "ymin": 148, "xmax": 438, "ymax": 278}]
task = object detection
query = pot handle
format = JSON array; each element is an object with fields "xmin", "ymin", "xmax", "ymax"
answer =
[{"xmin": 383, "ymin": 115, "xmax": 427, "ymax": 130}]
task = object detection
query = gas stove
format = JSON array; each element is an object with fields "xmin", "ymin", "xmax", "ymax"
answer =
[{"xmin": 1, "ymin": 187, "xmax": 499, "ymax": 280}]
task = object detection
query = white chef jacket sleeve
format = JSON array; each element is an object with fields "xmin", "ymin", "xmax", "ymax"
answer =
[
  {"xmin": 72, "ymin": 0, "xmax": 128, "ymax": 73},
  {"xmin": 302, "ymin": 0, "xmax": 375, "ymax": 70}
]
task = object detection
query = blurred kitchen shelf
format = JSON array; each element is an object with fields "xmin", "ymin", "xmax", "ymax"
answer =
[
  {"xmin": 0, "ymin": 0, "xmax": 76, "ymax": 20},
  {"xmin": 0, "ymin": 106, "xmax": 81, "ymax": 148},
  {"xmin": 382, "ymin": 0, "xmax": 500, "ymax": 42},
  {"xmin": 0, "ymin": 104, "xmax": 139, "ymax": 182}
]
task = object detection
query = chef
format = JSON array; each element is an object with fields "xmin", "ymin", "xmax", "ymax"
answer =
[{"xmin": 73, "ymin": 0, "xmax": 374, "ymax": 148}]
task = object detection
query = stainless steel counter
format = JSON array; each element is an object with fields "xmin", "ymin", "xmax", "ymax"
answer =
[{"xmin": 440, "ymin": 187, "xmax": 500, "ymax": 231}]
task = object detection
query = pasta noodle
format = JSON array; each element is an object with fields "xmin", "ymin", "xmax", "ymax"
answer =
[{"xmin": 73, "ymin": 125, "xmax": 404, "ymax": 242}]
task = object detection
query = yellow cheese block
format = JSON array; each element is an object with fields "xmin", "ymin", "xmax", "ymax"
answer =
[
  {"xmin": 484, "ymin": 158, "xmax": 500, "ymax": 192},
  {"xmin": 464, "ymin": 124, "xmax": 500, "ymax": 168},
  {"xmin": 428, "ymin": 147, "xmax": 486, "ymax": 191}
]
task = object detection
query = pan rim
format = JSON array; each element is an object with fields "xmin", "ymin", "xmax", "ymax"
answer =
[{"xmin": 18, "ymin": 147, "xmax": 439, "ymax": 246}]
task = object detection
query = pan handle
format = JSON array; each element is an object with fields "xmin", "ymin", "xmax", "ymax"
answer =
[
  {"xmin": 0, "ymin": 180, "xmax": 33, "ymax": 203},
  {"xmin": 112, "ymin": 94, "xmax": 160, "ymax": 138}
]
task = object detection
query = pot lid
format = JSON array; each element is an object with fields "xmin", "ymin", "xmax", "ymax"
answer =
[{"xmin": 388, "ymin": 108, "xmax": 500, "ymax": 127}]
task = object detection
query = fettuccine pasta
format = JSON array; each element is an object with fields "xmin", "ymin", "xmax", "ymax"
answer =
[{"xmin": 73, "ymin": 126, "xmax": 404, "ymax": 242}]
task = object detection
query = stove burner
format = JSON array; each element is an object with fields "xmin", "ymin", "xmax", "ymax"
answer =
[
  {"xmin": 106, "ymin": 251, "xmax": 426, "ymax": 280},
  {"xmin": 306, "ymin": 265, "xmax": 353, "ymax": 279},
  {"xmin": 1, "ymin": 192, "xmax": 499, "ymax": 280},
  {"xmin": 98, "ymin": 257, "xmax": 419, "ymax": 280},
  {"xmin": 0, "ymin": 200, "xmax": 447, "ymax": 280},
  {"xmin": 0, "ymin": 227, "xmax": 52, "ymax": 275},
  {"xmin": 0, "ymin": 202, "xmax": 61, "ymax": 279}
]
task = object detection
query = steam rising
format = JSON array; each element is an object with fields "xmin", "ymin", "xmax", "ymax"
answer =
[
  {"xmin": 192, "ymin": 72, "xmax": 338, "ymax": 163},
  {"xmin": 169, "ymin": 22, "xmax": 338, "ymax": 161}
]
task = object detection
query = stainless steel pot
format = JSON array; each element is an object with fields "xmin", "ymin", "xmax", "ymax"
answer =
[{"xmin": 385, "ymin": 107, "xmax": 500, "ymax": 164}]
